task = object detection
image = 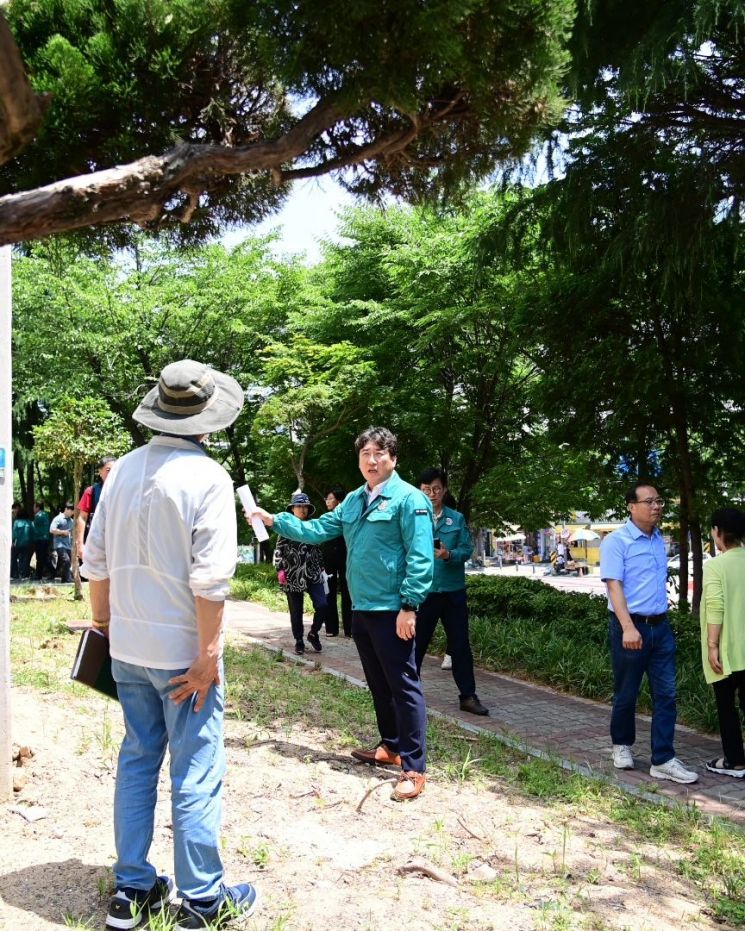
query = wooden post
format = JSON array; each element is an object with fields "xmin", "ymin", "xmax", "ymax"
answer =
[{"xmin": 0, "ymin": 246, "xmax": 13, "ymax": 800}]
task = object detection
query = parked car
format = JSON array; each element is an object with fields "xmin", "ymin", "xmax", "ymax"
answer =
[{"xmin": 667, "ymin": 552, "xmax": 711, "ymax": 570}]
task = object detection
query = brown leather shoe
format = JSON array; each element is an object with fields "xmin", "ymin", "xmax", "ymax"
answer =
[
  {"xmin": 392, "ymin": 771, "xmax": 426, "ymax": 801},
  {"xmin": 351, "ymin": 744, "xmax": 402, "ymax": 767}
]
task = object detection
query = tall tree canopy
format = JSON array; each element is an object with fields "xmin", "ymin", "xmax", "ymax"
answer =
[{"xmin": 0, "ymin": 0, "xmax": 575, "ymax": 244}]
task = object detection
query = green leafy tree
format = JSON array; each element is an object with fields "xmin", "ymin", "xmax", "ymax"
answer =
[
  {"xmin": 12, "ymin": 235, "xmax": 302, "ymax": 488},
  {"xmin": 253, "ymin": 336, "xmax": 376, "ymax": 494},
  {"xmin": 33, "ymin": 397, "xmax": 130, "ymax": 598},
  {"xmin": 504, "ymin": 119, "xmax": 745, "ymax": 612},
  {"xmin": 0, "ymin": 0, "xmax": 575, "ymax": 243},
  {"xmin": 313, "ymin": 200, "xmax": 546, "ymax": 522}
]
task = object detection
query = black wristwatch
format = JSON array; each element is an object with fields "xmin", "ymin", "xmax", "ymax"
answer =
[{"xmin": 401, "ymin": 603, "xmax": 418, "ymax": 613}]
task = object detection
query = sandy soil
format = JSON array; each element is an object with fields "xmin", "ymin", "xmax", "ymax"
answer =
[{"xmin": 0, "ymin": 682, "xmax": 729, "ymax": 931}]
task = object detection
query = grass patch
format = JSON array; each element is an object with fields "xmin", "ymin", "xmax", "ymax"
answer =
[
  {"xmin": 223, "ymin": 641, "xmax": 745, "ymax": 925},
  {"xmin": 11, "ymin": 587, "xmax": 91, "ymax": 695},
  {"xmin": 230, "ymin": 563, "xmax": 287, "ymax": 612},
  {"xmin": 11, "ymin": 583, "xmax": 745, "ymax": 926}
]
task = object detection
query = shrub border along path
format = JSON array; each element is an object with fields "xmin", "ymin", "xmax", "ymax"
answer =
[{"xmin": 225, "ymin": 599, "xmax": 745, "ymax": 825}]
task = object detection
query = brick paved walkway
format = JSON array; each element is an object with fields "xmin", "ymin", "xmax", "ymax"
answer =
[{"xmin": 225, "ymin": 600, "xmax": 745, "ymax": 824}]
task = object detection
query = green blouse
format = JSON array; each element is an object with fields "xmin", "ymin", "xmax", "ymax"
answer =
[{"xmin": 700, "ymin": 546, "xmax": 745, "ymax": 684}]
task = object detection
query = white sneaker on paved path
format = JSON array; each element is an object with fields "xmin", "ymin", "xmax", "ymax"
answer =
[
  {"xmin": 441, "ymin": 654, "xmax": 452, "ymax": 670},
  {"xmin": 649, "ymin": 757, "xmax": 698, "ymax": 784},
  {"xmin": 612, "ymin": 745, "xmax": 634, "ymax": 770}
]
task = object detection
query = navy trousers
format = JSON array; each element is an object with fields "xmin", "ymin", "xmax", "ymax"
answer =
[
  {"xmin": 352, "ymin": 610, "xmax": 427, "ymax": 773},
  {"xmin": 414, "ymin": 590, "xmax": 477, "ymax": 699},
  {"xmin": 608, "ymin": 613, "xmax": 677, "ymax": 766},
  {"xmin": 286, "ymin": 591, "xmax": 323, "ymax": 642}
]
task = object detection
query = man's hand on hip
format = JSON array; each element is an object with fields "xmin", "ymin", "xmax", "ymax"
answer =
[
  {"xmin": 396, "ymin": 609, "xmax": 417, "ymax": 640},
  {"xmin": 169, "ymin": 655, "xmax": 221, "ymax": 712}
]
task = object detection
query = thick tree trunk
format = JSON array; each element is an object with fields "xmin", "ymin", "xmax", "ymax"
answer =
[
  {"xmin": 224, "ymin": 424, "xmax": 247, "ymax": 487},
  {"xmin": 0, "ymin": 13, "xmax": 50, "ymax": 167}
]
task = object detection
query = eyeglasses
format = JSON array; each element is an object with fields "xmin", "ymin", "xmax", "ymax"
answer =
[{"xmin": 635, "ymin": 497, "xmax": 665, "ymax": 507}]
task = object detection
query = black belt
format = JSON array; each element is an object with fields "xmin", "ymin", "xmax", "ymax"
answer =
[{"xmin": 629, "ymin": 612, "xmax": 667, "ymax": 626}]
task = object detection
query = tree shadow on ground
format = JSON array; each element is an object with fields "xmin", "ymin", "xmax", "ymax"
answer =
[{"xmin": 0, "ymin": 858, "xmax": 109, "ymax": 926}]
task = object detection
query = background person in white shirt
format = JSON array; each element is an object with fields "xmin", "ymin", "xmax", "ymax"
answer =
[{"xmin": 83, "ymin": 360, "xmax": 259, "ymax": 931}]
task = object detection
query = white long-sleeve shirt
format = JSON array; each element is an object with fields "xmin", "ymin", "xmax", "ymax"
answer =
[{"xmin": 82, "ymin": 435, "xmax": 237, "ymax": 669}]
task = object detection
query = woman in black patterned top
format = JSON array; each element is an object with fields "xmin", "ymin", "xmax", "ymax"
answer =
[{"xmin": 274, "ymin": 492, "xmax": 327, "ymax": 655}]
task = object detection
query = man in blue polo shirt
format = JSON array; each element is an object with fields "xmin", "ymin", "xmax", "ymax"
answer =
[{"xmin": 600, "ymin": 483, "xmax": 697, "ymax": 784}]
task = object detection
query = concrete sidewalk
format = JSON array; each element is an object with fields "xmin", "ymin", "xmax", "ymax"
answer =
[{"xmin": 225, "ymin": 600, "xmax": 745, "ymax": 825}]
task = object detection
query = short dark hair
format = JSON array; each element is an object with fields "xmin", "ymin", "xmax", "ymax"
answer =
[
  {"xmin": 354, "ymin": 426, "xmax": 397, "ymax": 458},
  {"xmin": 98, "ymin": 456, "xmax": 116, "ymax": 468},
  {"xmin": 34, "ymin": 500, "xmax": 45, "ymax": 509},
  {"xmin": 418, "ymin": 467, "xmax": 447, "ymax": 487},
  {"xmin": 711, "ymin": 507, "xmax": 745, "ymax": 547},
  {"xmin": 625, "ymin": 482, "xmax": 659, "ymax": 505},
  {"xmin": 64, "ymin": 502, "xmax": 74, "ymax": 510},
  {"xmin": 325, "ymin": 485, "xmax": 347, "ymax": 503}
]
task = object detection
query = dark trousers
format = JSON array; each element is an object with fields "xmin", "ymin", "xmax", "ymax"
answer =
[
  {"xmin": 14, "ymin": 544, "xmax": 33, "ymax": 579},
  {"xmin": 712, "ymin": 670, "xmax": 745, "ymax": 766},
  {"xmin": 414, "ymin": 590, "xmax": 477, "ymax": 699},
  {"xmin": 286, "ymin": 591, "xmax": 323, "ymax": 643},
  {"xmin": 608, "ymin": 613, "xmax": 677, "ymax": 766},
  {"xmin": 352, "ymin": 610, "xmax": 427, "ymax": 773},
  {"xmin": 34, "ymin": 540, "xmax": 50, "ymax": 580},
  {"xmin": 320, "ymin": 573, "xmax": 353, "ymax": 636},
  {"xmin": 53, "ymin": 548, "xmax": 72, "ymax": 583}
]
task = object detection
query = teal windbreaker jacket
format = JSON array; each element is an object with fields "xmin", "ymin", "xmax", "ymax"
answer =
[
  {"xmin": 272, "ymin": 471, "xmax": 434, "ymax": 611},
  {"xmin": 431, "ymin": 506, "xmax": 473, "ymax": 593}
]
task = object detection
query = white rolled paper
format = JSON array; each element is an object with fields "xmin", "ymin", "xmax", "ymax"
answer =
[{"xmin": 236, "ymin": 485, "xmax": 269, "ymax": 542}]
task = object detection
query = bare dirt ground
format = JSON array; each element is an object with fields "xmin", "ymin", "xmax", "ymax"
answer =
[{"xmin": 0, "ymin": 684, "xmax": 731, "ymax": 931}]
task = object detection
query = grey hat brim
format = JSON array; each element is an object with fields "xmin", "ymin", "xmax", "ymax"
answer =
[{"xmin": 133, "ymin": 369, "xmax": 245, "ymax": 435}]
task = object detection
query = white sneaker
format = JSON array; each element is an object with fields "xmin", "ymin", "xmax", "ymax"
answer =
[
  {"xmin": 441, "ymin": 654, "xmax": 452, "ymax": 670},
  {"xmin": 649, "ymin": 757, "xmax": 698, "ymax": 784},
  {"xmin": 612, "ymin": 745, "xmax": 634, "ymax": 769}
]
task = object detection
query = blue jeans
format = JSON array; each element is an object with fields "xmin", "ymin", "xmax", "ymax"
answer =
[
  {"xmin": 414, "ymin": 590, "xmax": 477, "ymax": 699},
  {"xmin": 112, "ymin": 659, "xmax": 226, "ymax": 899},
  {"xmin": 608, "ymin": 613, "xmax": 677, "ymax": 765}
]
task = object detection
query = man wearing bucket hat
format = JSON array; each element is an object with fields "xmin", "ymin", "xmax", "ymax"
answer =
[
  {"xmin": 82, "ymin": 360, "xmax": 259, "ymax": 930},
  {"xmin": 273, "ymin": 490, "xmax": 327, "ymax": 654}
]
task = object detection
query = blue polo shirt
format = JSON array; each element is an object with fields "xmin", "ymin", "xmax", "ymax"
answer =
[{"xmin": 599, "ymin": 519, "xmax": 668, "ymax": 615}]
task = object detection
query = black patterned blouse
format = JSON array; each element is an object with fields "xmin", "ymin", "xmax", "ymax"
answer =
[{"xmin": 273, "ymin": 537, "xmax": 325, "ymax": 593}]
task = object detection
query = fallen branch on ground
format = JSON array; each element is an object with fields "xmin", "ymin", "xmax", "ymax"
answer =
[
  {"xmin": 355, "ymin": 777, "xmax": 397, "ymax": 813},
  {"xmin": 398, "ymin": 857, "xmax": 459, "ymax": 887}
]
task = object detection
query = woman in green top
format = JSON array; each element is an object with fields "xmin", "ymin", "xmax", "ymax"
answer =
[{"xmin": 701, "ymin": 507, "xmax": 745, "ymax": 777}]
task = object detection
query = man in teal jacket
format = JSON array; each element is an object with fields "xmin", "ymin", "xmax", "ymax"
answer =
[
  {"xmin": 252, "ymin": 426, "xmax": 433, "ymax": 801},
  {"xmin": 415, "ymin": 468, "xmax": 488, "ymax": 716}
]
